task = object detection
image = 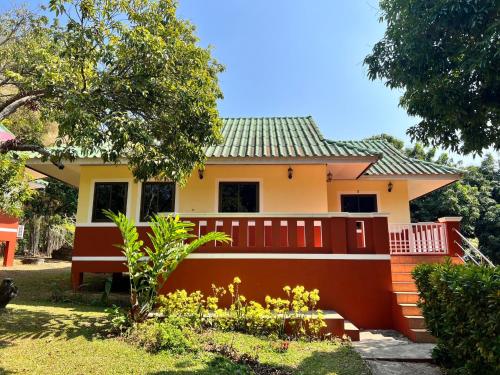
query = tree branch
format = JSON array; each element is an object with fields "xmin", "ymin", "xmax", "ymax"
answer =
[
  {"xmin": 0, "ymin": 139, "xmax": 64, "ymax": 169},
  {"xmin": 0, "ymin": 90, "xmax": 45, "ymax": 121}
]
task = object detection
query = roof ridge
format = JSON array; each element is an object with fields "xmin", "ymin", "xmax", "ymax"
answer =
[{"xmin": 327, "ymin": 139, "xmax": 383, "ymax": 157}]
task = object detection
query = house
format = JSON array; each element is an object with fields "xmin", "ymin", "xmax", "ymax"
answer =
[{"xmin": 26, "ymin": 116, "xmax": 464, "ymax": 342}]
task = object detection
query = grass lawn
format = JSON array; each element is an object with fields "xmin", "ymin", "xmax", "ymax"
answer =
[{"xmin": 0, "ymin": 260, "xmax": 370, "ymax": 374}]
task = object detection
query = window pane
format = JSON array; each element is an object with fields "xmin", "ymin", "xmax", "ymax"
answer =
[
  {"xmin": 219, "ymin": 183, "xmax": 239, "ymax": 212},
  {"xmin": 341, "ymin": 196, "xmax": 358, "ymax": 212},
  {"xmin": 219, "ymin": 182, "xmax": 259, "ymax": 213},
  {"xmin": 140, "ymin": 182, "xmax": 175, "ymax": 221},
  {"xmin": 341, "ymin": 194, "xmax": 377, "ymax": 213},
  {"xmin": 358, "ymin": 195, "xmax": 377, "ymax": 212},
  {"xmin": 239, "ymin": 183, "xmax": 258, "ymax": 212},
  {"xmin": 92, "ymin": 183, "xmax": 128, "ymax": 222}
]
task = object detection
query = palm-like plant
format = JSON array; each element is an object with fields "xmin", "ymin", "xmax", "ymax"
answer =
[{"xmin": 105, "ymin": 211, "xmax": 231, "ymax": 322}]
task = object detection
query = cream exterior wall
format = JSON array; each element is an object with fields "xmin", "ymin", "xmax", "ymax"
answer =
[
  {"xmin": 327, "ymin": 179, "xmax": 411, "ymax": 223},
  {"xmin": 76, "ymin": 164, "xmax": 329, "ymax": 224}
]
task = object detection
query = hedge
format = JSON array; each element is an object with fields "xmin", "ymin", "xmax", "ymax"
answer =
[{"xmin": 413, "ymin": 260, "xmax": 499, "ymax": 374}]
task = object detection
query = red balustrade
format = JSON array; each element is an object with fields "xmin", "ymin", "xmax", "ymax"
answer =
[{"xmin": 183, "ymin": 215, "xmax": 389, "ymax": 254}]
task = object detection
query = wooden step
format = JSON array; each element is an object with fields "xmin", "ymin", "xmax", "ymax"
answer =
[
  {"xmin": 405, "ymin": 316, "xmax": 426, "ymax": 329},
  {"xmin": 392, "ymin": 272, "xmax": 414, "ymax": 282},
  {"xmin": 399, "ymin": 303, "xmax": 421, "ymax": 316},
  {"xmin": 394, "ymin": 292, "xmax": 420, "ymax": 304},
  {"xmin": 392, "ymin": 281, "xmax": 418, "ymax": 292},
  {"xmin": 410, "ymin": 329, "xmax": 436, "ymax": 343},
  {"xmin": 343, "ymin": 320, "xmax": 359, "ymax": 342}
]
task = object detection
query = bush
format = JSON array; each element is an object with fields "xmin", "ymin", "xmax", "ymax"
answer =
[
  {"xmin": 157, "ymin": 277, "xmax": 326, "ymax": 339},
  {"xmin": 126, "ymin": 317, "xmax": 199, "ymax": 354},
  {"xmin": 413, "ymin": 261, "xmax": 500, "ymax": 374}
]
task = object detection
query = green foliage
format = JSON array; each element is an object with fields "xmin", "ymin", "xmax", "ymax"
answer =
[
  {"xmin": 365, "ymin": 0, "xmax": 499, "ymax": 154},
  {"xmin": 105, "ymin": 305, "xmax": 130, "ymax": 334},
  {"xmin": 106, "ymin": 211, "xmax": 231, "ymax": 322},
  {"xmin": 126, "ymin": 317, "xmax": 199, "ymax": 354},
  {"xmin": 1, "ymin": 1, "xmax": 224, "ymax": 182},
  {"xmin": 0, "ymin": 153, "xmax": 31, "ymax": 217},
  {"xmin": 157, "ymin": 277, "xmax": 327, "ymax": 339},
  {"xmin": 413, "ymin": 261, "xmax": 500, "ymax": 374},
  {"xmin": 365, "ymin": 134, "xmax": 404, "ymax": 150}
]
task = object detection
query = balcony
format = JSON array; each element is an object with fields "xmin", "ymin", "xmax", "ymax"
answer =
[{"xmin": 176, "ymin": 212, "xmax": 391, "ymax": 255}]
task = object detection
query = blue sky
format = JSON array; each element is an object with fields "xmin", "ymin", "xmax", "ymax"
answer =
[{"xmin": 3, "ymin": 1, "xmax": 492, "ymax": 164}]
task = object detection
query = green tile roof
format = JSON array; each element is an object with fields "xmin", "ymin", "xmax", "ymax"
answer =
[
  {"xmin": 206, "ymin": 117, "xmax": 376, "ymax": 158},
  {"xmin": 331, "ymin": 140, "xmax": 463, "ymax": 176},
  {"xmin": 26, "ymin": 116, "xmax": 461, "ymax": 177}
]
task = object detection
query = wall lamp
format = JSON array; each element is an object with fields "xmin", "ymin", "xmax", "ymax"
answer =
[
  {"xmin": 288, "ymin": 166, "xmax": 293, "ymax": 179},
  {"xmin": 326, "ymin": 171, "xmax": 333, "ymax": 183},
  {"xmin": 198, "ymin": 169, "xmax": 204, "ymax": 180},
  {"xmin": 388, "ymin": 181, "xmax": 393, "ymax": 192}
]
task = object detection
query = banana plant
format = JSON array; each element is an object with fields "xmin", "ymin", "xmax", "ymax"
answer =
[{"xmin": 105, "ymin": 211, "xmax": 231, "ymax": 322}]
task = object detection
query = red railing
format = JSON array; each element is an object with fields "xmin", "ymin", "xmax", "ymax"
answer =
[{"xmin": 181, "ymin": 213, "xmax": 390, "ymax": 254}]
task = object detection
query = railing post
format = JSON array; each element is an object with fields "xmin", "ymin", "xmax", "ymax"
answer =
[
  {"xmin": 372, "ymin": 216, "xmax": 390, "ymax": 254},
  {"xmin": 437, "ymin": 217, "xmax": 462, "ymax": 257},
  {"xmin": 329, "ymin": 217, "xmax": 347, "ymax": 253}
]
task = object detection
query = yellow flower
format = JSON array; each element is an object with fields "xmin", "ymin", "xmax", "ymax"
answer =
[{"xmin": 233, "ymin": 276, "xmax": 241, "ymax": 284}]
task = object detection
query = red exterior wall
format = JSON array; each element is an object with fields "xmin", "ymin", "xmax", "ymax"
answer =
[
  {"xmin": 0, "ymin": 213, "xmax": 18, "ymax": 267},
  {"xmin": 72, "ymin": 216, "xmax": 394, "ymax": 329}
]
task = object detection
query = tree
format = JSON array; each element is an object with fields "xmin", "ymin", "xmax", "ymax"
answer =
[
  {"xmin": 0, "ymin": 154, "xmax": 31, "ymax": 217},
  {"xmin": 365, "ymin": 133, "xmax": 404, "ymax": 150},
  {"xmin": 0, "ymin": 0, "xmax": 224, "ymax": 182},
  {"xmin": 365, "ymin": 0, "xmax": 500, "ymax": 154},
  {"xmin": 107, "ymin": 211, "xmax": 230, "ymax": 322}
]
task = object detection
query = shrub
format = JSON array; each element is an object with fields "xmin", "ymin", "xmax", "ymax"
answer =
[
  {"xmin": 413, "ymin": 261, "xmax": 500, "ymax": 374},
  {"xmin": 105, "ymin": 305, "xmax": 130, "ymax": 334},
  {"xmin": 126, "ymin": 317, "xmax": 199, "ymax": 354},
  {"xmin": 106, "ymin": 211, "xmax": 230, "ymax": 323},
  {"xmin": 156, "ymin": 277, "xmax": 327, "ymax": 339}
]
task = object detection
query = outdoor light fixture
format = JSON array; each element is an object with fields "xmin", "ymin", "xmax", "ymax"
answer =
[
  {"xmin": 198, "ymin": 169, "xmax": 204, "ymax": 180},
  {"xmin": 388, "ymin": 181, "xmax": 393, "ymax": 192},
  {"xmin": 326, "ymin": 171, "xmax": 333, "ymax": 183},
  {"xmin": 288, "ymin": 166, "xmax": 293, "ymax": 179}
]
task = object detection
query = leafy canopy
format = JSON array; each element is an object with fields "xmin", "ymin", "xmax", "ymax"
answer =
[
  {"xmin": 0, "ymin": 154, "xmax": 32, "ymax": 218},
  {"xmin": 0, "ymin": 0, "xmax": 224, "ymax": 182},
  {"xmin": 365, "ymin": 0, "xmax": 499, "ymax": 154}
]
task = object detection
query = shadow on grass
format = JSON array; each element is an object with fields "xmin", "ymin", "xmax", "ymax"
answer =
[
  {"xmin": 148, "ymin": 346, "xmax": 365, "ymax": 375},
  {"xmin": 0, "ymin": 305, "xmax": 109, "ymax": 342},
  {"xmin": 0, "ymin": 262, "xmax": 129, "ymax": 306}
]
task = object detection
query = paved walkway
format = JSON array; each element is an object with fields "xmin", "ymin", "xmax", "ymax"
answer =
[{"xmin": 352, "ymin": 330, "xmax": 442, "ymax": 375}]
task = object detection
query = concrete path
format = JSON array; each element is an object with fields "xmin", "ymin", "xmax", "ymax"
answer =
[{"xmin": 352, "ymin": 330, "xmax": 442, "ymax": 375}]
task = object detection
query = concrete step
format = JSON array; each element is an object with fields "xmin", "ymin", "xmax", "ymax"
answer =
[
  {"xmin": 344, "ymin": 320, "xmax": 360, "ymax": 342},
  {"xmin": 288, "ymin": 310, "xmax": 344, "ymax": 337},
  {"xmin": 391, "ymin": 272, "xmax": 414, "ymax": 282},
  {"xmin": 399, "ymin": 303, "xmax": 422, "ymax": 316},
  {"xmin": 394, "ymin": 291, "xmax": 420, "ymax": 304},
  {"xmin": 405, "ymin": 316, "xmax": 426, "ymax": 330},
  {"xmin": 391, "ymin": 255, "xmax": 461, "ymax": 264},
  {"xmin": 392, "ymin": 281, "xmax": 418, "ymax": 292},
  {"xmin": 410, "ymin": 329, "xmax": 436, "ymax": 343},
  {"xmin": 391, "ymin": 263, "xmax": 417, "ymax": 273}
]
